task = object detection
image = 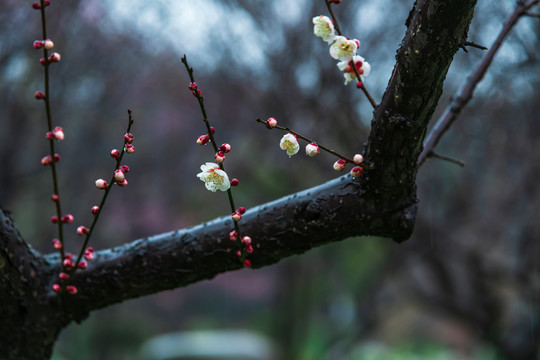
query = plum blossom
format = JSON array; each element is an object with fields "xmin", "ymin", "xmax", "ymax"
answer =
[
  {"xmin": 329, "ymin": 36, "xmax": 357, "ymax": 62},
  {"xmin": 337, "ymin": 55, "xmax": 371, "ymax": 85},
  {"xmin": 279, "ymin": 133, "xmax": 300, "ymax": 157},
  {"xmin": 197, "ymin": 162, "xmax": 230, "ymax": 192},
  {"xmin": 313, "ymin": 15, "xmax": 335, "ymax": 44}
]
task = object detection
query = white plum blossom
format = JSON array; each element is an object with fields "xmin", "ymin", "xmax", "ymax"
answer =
[
  {"xmin": 305, "ymin": 143, "xmax": 320, "ymax": 157},
  {"xmin": 337, "ymin": 55, "xmax": 371, "ymax": 85},
  {"xmin": 197, "ymin": 162, "xmax": 230, "ymax": 192},
  {"xmin": 313, "ymin": 15, "xmax": 335, "ymax": 44},
  {"xmin": 280, "ymin": 133, "xmax": 300, "ymax": 157},
  {"xmin": 329, "ymin": 36, "xmax": 358, "ymax": 62}
]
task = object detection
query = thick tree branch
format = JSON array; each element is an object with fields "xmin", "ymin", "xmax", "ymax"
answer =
[{"xmin": 418, "ymin": 0, "xmax": 539, "ymax": 166}]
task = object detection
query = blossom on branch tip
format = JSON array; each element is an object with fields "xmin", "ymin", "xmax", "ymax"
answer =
[
  {"xmin": 280, "ymin": 133, "xmax": 299, "ymax": 157},
  {"xmin": 337, "ymin": 55, "xmax": 371, "ymax": 85},
  {"xmin": 330, "ymin": 36, "xmax": 357, "ymax": 62},
  {"xmin": 313, "ymin": 15, "xmax": 335, "ymax": 44},
  {"xmin": 196, "ymin": 162, "xmax": 230, "ymax": 192},
  {"xmin": 305, "ymin": 143, "xmax": 320, "ymax": 157}
]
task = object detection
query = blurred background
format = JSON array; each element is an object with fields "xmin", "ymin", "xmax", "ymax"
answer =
[{"xmin": 1, "ymin": 0, "xmax": 539, "ymax": 359}]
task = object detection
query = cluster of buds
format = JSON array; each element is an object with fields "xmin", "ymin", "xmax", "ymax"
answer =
[
  {"xmin": 189, "ymin": 82, "xmax": 203, "ymax": 98},
  {"xmin": 52, "ymin": 246, "xmax": 94, "ymax": 295},
  {"xmin": 333, "ymin": 154, "xmax": 364, "ymax": 178},
  {"xmin": 41, "ymin": 153, "xmax": 60, "ymax": 166},
  {"xmin": 31, "ymin": 0, "xmax": 50, "ymax": 9},
  {"xmin": 312, "ymin": 14, "xmax": 371, "ymax": 87},
  {"xmin": 46, "ymin": 126, "xmax": 64, "ymax": 140}
]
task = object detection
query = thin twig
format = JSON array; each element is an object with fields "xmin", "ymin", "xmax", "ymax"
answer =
[
  {"xmin": 418, "ymin": 1, "xmax": 534, "ymax": 166},
  {"xmin": 39, "ymin": 0, "xmax": 65, "ymax": 259},
  {"xmin": 256, "ymin": 118, "xmax": 355, "ymax": 164},
  {"xmin": 428, "ymin": 152, "xmax": 465, "ymax": 167}
]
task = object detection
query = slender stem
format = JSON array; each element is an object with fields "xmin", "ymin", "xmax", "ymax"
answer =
[
  {"xmin": 69, "ymin": 110, "xmax": 134, "ymax": 279},
  {"xmin": 255, "ymin": 118, "xmax": 356, "ymax": 164},
  {"xmin": 429, "ymin": 152, "xmax": 465, "ymax": 167},
  {"xmin": 181, "ymin": 55, "xmax": 246, "ymax": 259},
  {"xmin": 39, "ymin": 0, "xmax": 65, "ymax": 259},
  {"xmin": 324, "ymin": 0, "xmax": 377, "ymax": 108},
  {"xmin": 418, "ymin": 0, "xmax": 536, "ymax": 166}
]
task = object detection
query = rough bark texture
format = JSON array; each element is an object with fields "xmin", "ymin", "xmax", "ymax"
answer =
[{"xmin": 0, "ymin": 1, "xmax": 478, "ymax": 358}]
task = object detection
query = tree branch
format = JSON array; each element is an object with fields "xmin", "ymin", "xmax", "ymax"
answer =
[{"xmin": 418, "ymin": 0, "xmax": 537, "ymax": 166}]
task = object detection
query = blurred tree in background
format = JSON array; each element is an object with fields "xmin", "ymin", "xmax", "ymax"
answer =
[{"xmin": 1, "ymin": 0, "xmax": 539, "ymax": 359}]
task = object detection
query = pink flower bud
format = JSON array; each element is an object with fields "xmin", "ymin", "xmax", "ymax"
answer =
[
  {"xmin": 52, "ymin": 238, "xmax": 62, "ymax": 249},
  {"xmin": 245, "ymin": 245, "xmax": 254, "ymax": 254},
  {"xmin": 114, "ymin": 169, "xmax": 125, "ymax": 181},
  {"xmin": 84, "ymin": 252, "xmax": 94, "ymax": 261},
  {"xmin": 61, "ymin": 214, "xmax": 74, "ymax": 224},
  {"xmin": 46, "ymin": 132, "xmax": 55, "ymax": 140},
  {"xmin": 48, "ymin": 52, "xmax": 61, "ymax": 63},
  {"xmin": 33, "ymin": 40, "xmax": 44, "ymax": 49},
  {"xmin": 115, "ymin": 178, "xmax": 128, "ymax": 187},
  {"xmin": 192, "ymin": 89, "xmax": 203, "ymax": 97},
  {"xmin": 78, "ymin": 260, "xmax": 88, "ymax": 270},
  {"xmin": 65, "ymin": 253, "xmax": 73, "ymax": 260},
  {"xmin": 43, "ymin": 0, "xmax": 50, "ymax": 6},
  {"xmin": 232, "ymin": 212, "xmax": 242, "ymax": 222},
  {"xmin": 53, "ymin": 153, "xmax": 60, "ymax": 162},
  {"xmin": 188, "ymin": 82, "xmax": 197, "ymax": 91},
  {"xmin": 350, "ymin": 166, "xmax": 363, "ymax": 178},
  {"xmin": 124, "ymin": 144, "xmax": 135, "ymax": 154},
  {"xmin": 32, "ymin": 3, "xmax": 41, "ymax": 9},
  {"xmin": 356, "ymin": 81, "xmax": 364, "ymax": 89},
  {"xmin": 229, "ymin": 231, "xmax": 238, "ymax": 241},
  {"xmin": 237, "ymin": 207, "xmax": 246, "ymax": 215},
  {"xmin": 305, "ymin": 143, "xmax": 320, "ymax": 157},
  {"xmin": 63, "ymin": 258, "xmax": 74, "ymax": 269},
  {"xmin": 243, "ymin": 259, "xmax": 252, "ymax": 267},
  {"xmin": 52, "ymin": 283, "xmax": 61, "ymax": 293},
  {"xmin": 95, "ymin": 179, "xmax": 108, "ymax": 189},
  {"xmin": 43, "ymin": 39, "xmax": 54, "ymax": 50},
  {"xmin": 40, "ymin": 57, "xmax": 46, "ymax": 65},
  {"xmin": 353, "ymin": 39, "xmax": 360, "ymax": 48},
  {"xmin": 230, "ymin": 178, "xmax": 239, "ymax": 187},
  {"xmin": 124, "ymin": 132, "xmax": 134, "ymax": 144},
  {"xmin": 50, "ymin": 216, "xmax": 59, "ymax": 223},
  {"xmin": 214, "ymin": 151, "xmax": 225, "ymax": 163},
  {"xmin": 333, "ymin": 159, "xmax": 347, "ymax": 171},
  {"xmin": 236, "ymin": 250, "xmax": 242, "ymax": 258},
  {"xmin": 41, "ymin": 155, "xmax": 53, "ymax": 166},
  {"xmin": 53, "ymin": 126, "xmax": 64, "ymax": 140},
  {"xmin": 120, "ymin": 165, "xmax": 130, "ymax": 174},
  {"xmin": 91, "ymin": 206, "xmax": 99, "ymax": 215},
  {"xmin": 86, "ymin": 247, "xmax": 94, "ymax": 253},
  {"xmin": 353, "ymin": 154, "xmax": 364, "ymax": 164},
  {"xmin": 66, "ymin": 285, "xmax": 78, "ymax": 295},
  {"xmin": 77, "ymin": 226, "xmax": 89, "ymax": 236},
  {"xmin": 219, "ymin": 143, "xmax": 231, "ymax": 153},
  {"xmin": 34, "ymin": 91, "xmax": 45, "ymax": 99},
  {"xmin": 196, "ymin": 135, "xmax": 210, "ymax": 145},
  {"xmin": 51, "ymin": 194, "xmax": 59, "ymax": 202},
  {"xmin": 210, "ymin": 126, "xmax": 215, "ymax": 134},
  {"xmin": 59, "ymin": 272, "xmax": 69, "ymax": 281},
  {"xmin": 266, "ymin": 117, "xmax": 277, "ymax": 129},
  {"xmin": 110, "ymin": 149, "xmax": 121, "ymax": 159},
  {"xmin": 241, "ymin": 236, "xmax": 251, "ymax": 247}
]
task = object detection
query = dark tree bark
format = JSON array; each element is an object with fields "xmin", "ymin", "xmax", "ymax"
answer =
[{"xmin": 0, "ymin": 1, "xmax": 478, "ymax": 358}]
